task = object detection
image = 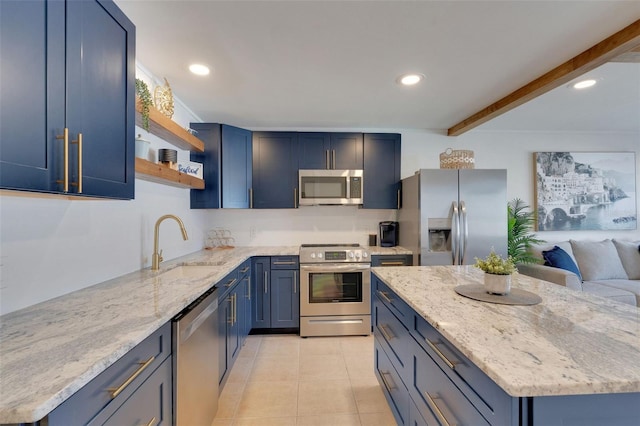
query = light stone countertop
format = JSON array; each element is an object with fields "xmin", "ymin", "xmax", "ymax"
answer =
[
  {"xmin": 371, "ymin": 265, "xmax": 640, "ymax": 398},
  {"xmin": 0, "ymin": 246, "xmax": 299, "ymax": 424}
]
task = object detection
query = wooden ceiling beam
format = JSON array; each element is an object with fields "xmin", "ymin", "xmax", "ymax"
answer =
[{"xmin": 447, "ymin": 19, "xmax": 640, "ymax": 136}]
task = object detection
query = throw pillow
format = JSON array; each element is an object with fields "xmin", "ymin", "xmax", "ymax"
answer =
[
  {"xmin": 570, "ymin": 239, "xmax": 628, "ymax": 281},
  {"xmin": 612, "ymin": 239, "xmax": 640, "ymax": 280},
  {"xmin": 542, "ymin": 246, "xmax": 583, "ymax": 281}
]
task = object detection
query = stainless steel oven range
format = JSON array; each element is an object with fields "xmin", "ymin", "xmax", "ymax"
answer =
[{"xmin": 299, "ymin": 244, "xmax": 371, "ymax": 337}]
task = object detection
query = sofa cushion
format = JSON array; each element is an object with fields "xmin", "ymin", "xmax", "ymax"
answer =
[
  {"xmin": 570, "ymin": 239, "xmax": 628, "ymax": 281},
  {"xmin": 588, "ymin": 279, "xmax": 640, "ymax": 307},
  {"xmin": 612, "ymin": 239, "xmax": 640, "ymax": 280},
  {"xmin": 532, "ymin": 241, "xmax": 577, "ymax": 265},
  {"xmin": 542, "ymin": 246, "xmax": 582, "ymax": 281},
  {"xmin": 579, "ymin": 281, "xmax": 638, "ymax": 307}
]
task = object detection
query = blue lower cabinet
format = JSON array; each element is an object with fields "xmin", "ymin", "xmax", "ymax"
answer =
[
  {"xmin": 48, "ymin": 323, "xmax": 171, "ymax": 425},
  {"xmin": 251, "ymin": 257, "xmax": 271, "ymax": 328},
  {"xmin": 89, "ymin": 357, "xmax": 172, "ymax": 426},
  {"xmin": 409, "ymin": 398, "xmax": 433, "ymax": 426},
  {"xmin": 252, "ymin": 256, "xmax": 299, "ymax": 329},
  {"xmin": 270, "ymin": 269, "xmax": 299, "ymax": 328},
  {"xmin": 375, "ymin": 337, "xmax": 409, "ymax": 425}
]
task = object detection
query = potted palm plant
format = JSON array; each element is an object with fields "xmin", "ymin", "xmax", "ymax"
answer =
[{"xmin": 508, "ymin": 198, "xmax": 545, "ymax": 265}]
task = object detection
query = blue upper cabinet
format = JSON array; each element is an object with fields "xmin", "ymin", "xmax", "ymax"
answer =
[
  {"xmin": 298, "ymin": 132, "xmax": 363, "ymax": 170},
  {"xmin": 252, "ymin": 132, "xmax": 299, "ymax": 208},
  {"xmin": 190, "ymin": 123, "xmax": 252, "ymax": 209},
  {"xmin": 0, "ymin": 0, "xmax": 135, "ymax": 199},
  {"xmin": 363, "ymin": 133, "xmax": 401, "ymax": 209}
]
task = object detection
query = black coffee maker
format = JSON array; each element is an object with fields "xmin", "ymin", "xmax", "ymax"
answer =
[{"xmin": 379, "ymin": 221, "xmax": 399, "ymax": 247}]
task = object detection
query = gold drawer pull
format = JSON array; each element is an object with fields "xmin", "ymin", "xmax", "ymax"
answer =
[
  {"xmin": 380, "ymin": 261, "xmax": 405, "ymax": 266},
  {"xmin": 108, "ymin": 356, "xmax": 155, "ymax": 398},
  {"xmin": 225, "ymin": 278, "xmax": 237, "ymax": 287},
  {"xmin": 142, "ymin": 417, "xmax": 156, "ymax": 426},
  {"xmin": 240, "ymin": 266, "xmax": 250, "ymax": 273},
  {"xmin": 379, "ymin": 324, "xmax": 394, "ymax": 341},
  {"xmin": 55, "ymin": 128, "xmax": 69, "ymax": 192},
  {"xmin": 424, "ymin": 392, "xmax": 456, "ymax": 426},
  {"xmin": 426, "ymin": 338, "xmax": 456, "ymax": 370},
  {"xmin": 379, "ymin": 371, "xmax": 396, "ymax": 391},
  {"xmin": 377, "ymin": 290, "xmax": 392, "ymax": 304},
  {"xmin": 273, "ymin": 261, "xmax": 296, "ymax": 265}
]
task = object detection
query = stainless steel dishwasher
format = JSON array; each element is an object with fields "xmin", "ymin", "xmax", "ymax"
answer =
[{"xmin": 172, "ymin": 286, "xmax": 219, "ymax": 425}]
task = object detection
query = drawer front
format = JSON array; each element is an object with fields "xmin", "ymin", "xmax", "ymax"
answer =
[
  {"xmin": 89, "ymin": 356, "xmax": 172, "ymax": 425},
  {"xmin": 375, "ymin": 338, "xmax": 410, "ymax": 426},
  {"xmin": 372, "ymin": 254, "xmax": 413, "ymax": 267},
  {"xmin": 217, "ymin": 268, "xmax": 241, "ymax": 300},
  {"xmin": 411, "ymin": 315, "xmax": 513, "ymax": 424},
  {"xmin": 410, "ymin": 338, "xmax": 490, "ymax": 426},
  {"xmin": 374, "ymin": 297, "xmax": 411, "ymax": 383},
  {"xmin": 237, "ymin": 259, "xmax": 251, "ymax": 279},
  {"xmin": 48, "ymin": 323, "xmax": 171, "ymax": 426},
  {"xmin": 270, "ymin": 256, "xmax": 299, "ymax": 270},
  {"xmin": 374, "ymin": 276, "xmax": 413, "ymax": 329},
  {"xmin": 409, "ymin": 397, "xmax": 437, "ymax": 426}
]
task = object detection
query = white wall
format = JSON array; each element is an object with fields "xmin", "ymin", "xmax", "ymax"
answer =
[{"xmin": 1, "ymin": 65, "xmax": 638, "ymax": 314}]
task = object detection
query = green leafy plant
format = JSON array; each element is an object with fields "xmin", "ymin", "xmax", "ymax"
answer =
[
  {"xmin": 135, "ymin": 78, "xmax": 153, "ymax": 131},
  {"xmin": 474, "ymin": 250, "xmax": 517, "ymax": 275},
  {"xmin": 508, "ymin": 198, "xmax": 545, "ymax": 264}
]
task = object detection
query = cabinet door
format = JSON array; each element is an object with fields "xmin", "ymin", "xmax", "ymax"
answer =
[
  {"xmin": 363, "ymin": 133, "xmax": 401, "ymax": 209},
  {"xmin": 330, "ymin": 133, "xmax": 363, "ymax": 169},
  {"xmin": 190, "ymin": 123, "xmax": 221, "ymax": 209},
  {"xmin": 222, "ymin": 125, "xmax": 252, "ymax": 208},
  {"xmin": 251, "ymin": 257, "xmax": 271, "ymax": 328},
  {"xmin": 228, "ymin": 286, "xmax": 242, "ymax": 364},
  {"xmin": 66, "ymin": 0, "xmax": 135, "ymax": 199},
  {"xmin": 270, "ymin": 269, "xmax": 299, "ymax": 328},
  {"xmin": 218, "ymin": 295, "xmax": 231, "ymax": 385},
  {"xmin": 0, "ymin": 0, "xmax": 64, "ymax": 192},
  {"xmin": 252, "ymin": 132, "xmax": 299, "ymax": 208},
  {"xmin": 298, "ymin": 132, "xmax": 331, "ymax": 169},
  {"xmin": 89, "ymin": 357, "xmax": 173, "ymax": 426}
]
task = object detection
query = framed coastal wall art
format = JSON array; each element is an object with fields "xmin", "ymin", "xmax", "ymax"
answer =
[{"xmin": 534, "ymin": 152, "xmax": 637, "ymax": 231}]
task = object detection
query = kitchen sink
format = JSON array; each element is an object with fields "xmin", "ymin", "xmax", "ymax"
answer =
[{"xmin": 158, "ymin": 265, "xmax": 220, "ymax": 280}]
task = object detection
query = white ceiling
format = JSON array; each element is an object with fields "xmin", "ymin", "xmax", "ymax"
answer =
[{"xmin": 115, "ymin": 0, "xmax": 640, "ymax": 133}]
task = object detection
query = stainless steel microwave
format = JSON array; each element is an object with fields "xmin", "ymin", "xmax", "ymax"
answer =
[{"xmin": 298, "ymin": 169, "xmax": 363, "ymax": 206}]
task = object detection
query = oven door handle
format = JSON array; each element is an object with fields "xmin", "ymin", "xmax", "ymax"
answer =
[{"xmin": 300, "ymin": 263, "xmax": 371, "ymax": 273}]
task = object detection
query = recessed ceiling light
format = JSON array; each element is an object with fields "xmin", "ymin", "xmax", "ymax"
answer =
[
  {"xmin": 397, "ymin": 73, "xmax": 425, "ymax": 86},
  {"xmin": 572, "ymin": 79, "xmax": 596, "ymax": 89},
  {"xmin": 189, "ymin": 64, "xmax": 210, "ymax": 76}
]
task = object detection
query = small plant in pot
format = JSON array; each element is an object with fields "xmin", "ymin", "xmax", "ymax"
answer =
[
  {"xmin": 135, "ymin": 78, "xmax": 153, "ymax": 132},
  {"xmin": 475, "ymin": 251, "xmax": 517, "ymax": 295}
]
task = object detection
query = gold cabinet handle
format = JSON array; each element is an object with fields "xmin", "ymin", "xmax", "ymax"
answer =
[
  {"xmin": 240, "ymin": 266, "xmax": 250, "ymax": 273},
  {"xmin": 377, "ymin": 290, "xmax": 392, "ymax": 304},
  {"xmin": 332, "ymin": 149, "xmax": 336, "ymax": 169},
  {"xmin": 424, "ymin": 393, "xmax": 456, "ymax": 426},
  {"xmin": 379, "ymin": 371, "xmax": 396, "ymax": 391},
  {"xmin": 294, "ymin": 187, "xmax": 298, "ymax": 208},
  {"xmin": 142, "ymin": 417, "xmax": 156, "ymax": 426},
  {"xmin": 380, "ymin": 261, "xmax": 406, "ymax": 266},
  {"xmin": 293, "ymin": 271, "xmax": 297, "ymax": 294},
  {"xmin": 264, "ymin": 271, "xmax": 268, "ymax": 293},
  {"xmin": 225, "ymin": 278, "xmax": 237, "ymax": 288},
  {"xmin": 227, "ymin": 296, "xmax": 233, "ymax": 324},
  {"xmin": 379, "ymin": 324, "xmax": 394, "ymax": 341},
  {"xmin": 249, "ymin": 188, "xmax": 253, "ymax": 208},
  {"xmin": 325, "ymin": 149, "xmax": 330, "ymax": 169},
  {"xmin": 108, "ymin": 356, "xmax": 155, "ymax": 398},
  {"xmin": 71, "ymin": 132, "xmax": 83, "ymax": 193},
  {"xmin": 273, "ymin": 261, "xmax": 296, "ymax": 265},
  {"xmin": 56, "ymin": 128, "xmax": 69, "ymax": 192},
  {"xmin": 426, "ymin": 338, "xmax": 456, "ymax": 370},
  {"xmin": 246, "ymin": 276, "xmax": 251, "ymax": 300},
  {"xmin": 397, "ymin": 189, "xmax": 401, "ymax": 209}
]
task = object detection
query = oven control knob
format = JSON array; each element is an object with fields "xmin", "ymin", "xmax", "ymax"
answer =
[
  {"xmin": 310, "ymin": 253, "xmax": 316, "ymax": 259},
  {"xmin": 318, "ymin": 252, "xmax": 323, "ymax": 258},
  {"xmin": 355, "ymin": 251, "xmax": 361, "ymax": 258},
  {"xmin": 348, "ymin": 251, "xmax": 354, "ymax": 258},
  {"xmin": 363, "ymin": 252, "xmax": 368, "ymax": 258}
]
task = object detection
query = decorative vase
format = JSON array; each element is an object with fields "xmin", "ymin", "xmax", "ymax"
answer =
[
  {"xmin": 484, "ymin": 273, "xmax": 512, "ymax": 295},
  {"xmin": 135, "ymin": 134, "xmax": 150, "ymax": 160}
]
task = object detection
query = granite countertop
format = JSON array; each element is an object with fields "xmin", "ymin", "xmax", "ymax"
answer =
[
  {"xmin": 371, "ymin": 265, "xmax": 640, "ymax": 398},
  {"xmin": 0, "ymin": 244, "xmax": 411, "ymax": 423}
]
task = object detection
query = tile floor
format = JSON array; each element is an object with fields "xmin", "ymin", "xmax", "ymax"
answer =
[{"xmin": 212, "ymin": 334, "xmax": 397, "ymax": 426}]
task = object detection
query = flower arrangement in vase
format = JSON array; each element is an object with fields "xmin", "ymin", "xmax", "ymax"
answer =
[{"xmin": 474, "ymin": 250, "xmax": 517, "ymax": 295}]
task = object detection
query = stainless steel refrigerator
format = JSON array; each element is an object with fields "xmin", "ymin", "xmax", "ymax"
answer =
[{"xmin": 399, "ymin": 169, "xmax": 507, "ymax": 266}]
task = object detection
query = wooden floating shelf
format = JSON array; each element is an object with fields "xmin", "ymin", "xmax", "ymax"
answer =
[
  {"xmin": 135, "ymin": 98, "xmax": 204, "ymax": 152},
  {"xmin": 135, "ymin": 158, "xmax": 205, "ymax": 189}
]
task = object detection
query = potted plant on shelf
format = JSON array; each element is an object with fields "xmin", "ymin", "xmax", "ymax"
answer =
[
  {"xmin": 475, "ymin": 250, "xmax": 517, "ymax": 295},
  {"xmin": 508, "ymin": 198, "xmax": 545, "ymax": 264},
  {"xmin": 135, "ymin": 78, "xmax": 153, "ymax": 132}
]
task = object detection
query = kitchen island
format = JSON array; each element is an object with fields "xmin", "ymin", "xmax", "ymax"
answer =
[
  {"xmin": 0, "ymin": 245, "xmax": 409, "ymax": 424},
  {"xmin": 372, "ymin": 265, "xmax": 640, "ymax": 425}
]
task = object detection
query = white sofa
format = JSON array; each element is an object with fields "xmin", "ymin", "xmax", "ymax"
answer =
[{"xmin": 518, "ymin": 239, "xmax": 640, "ymax": 307}]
